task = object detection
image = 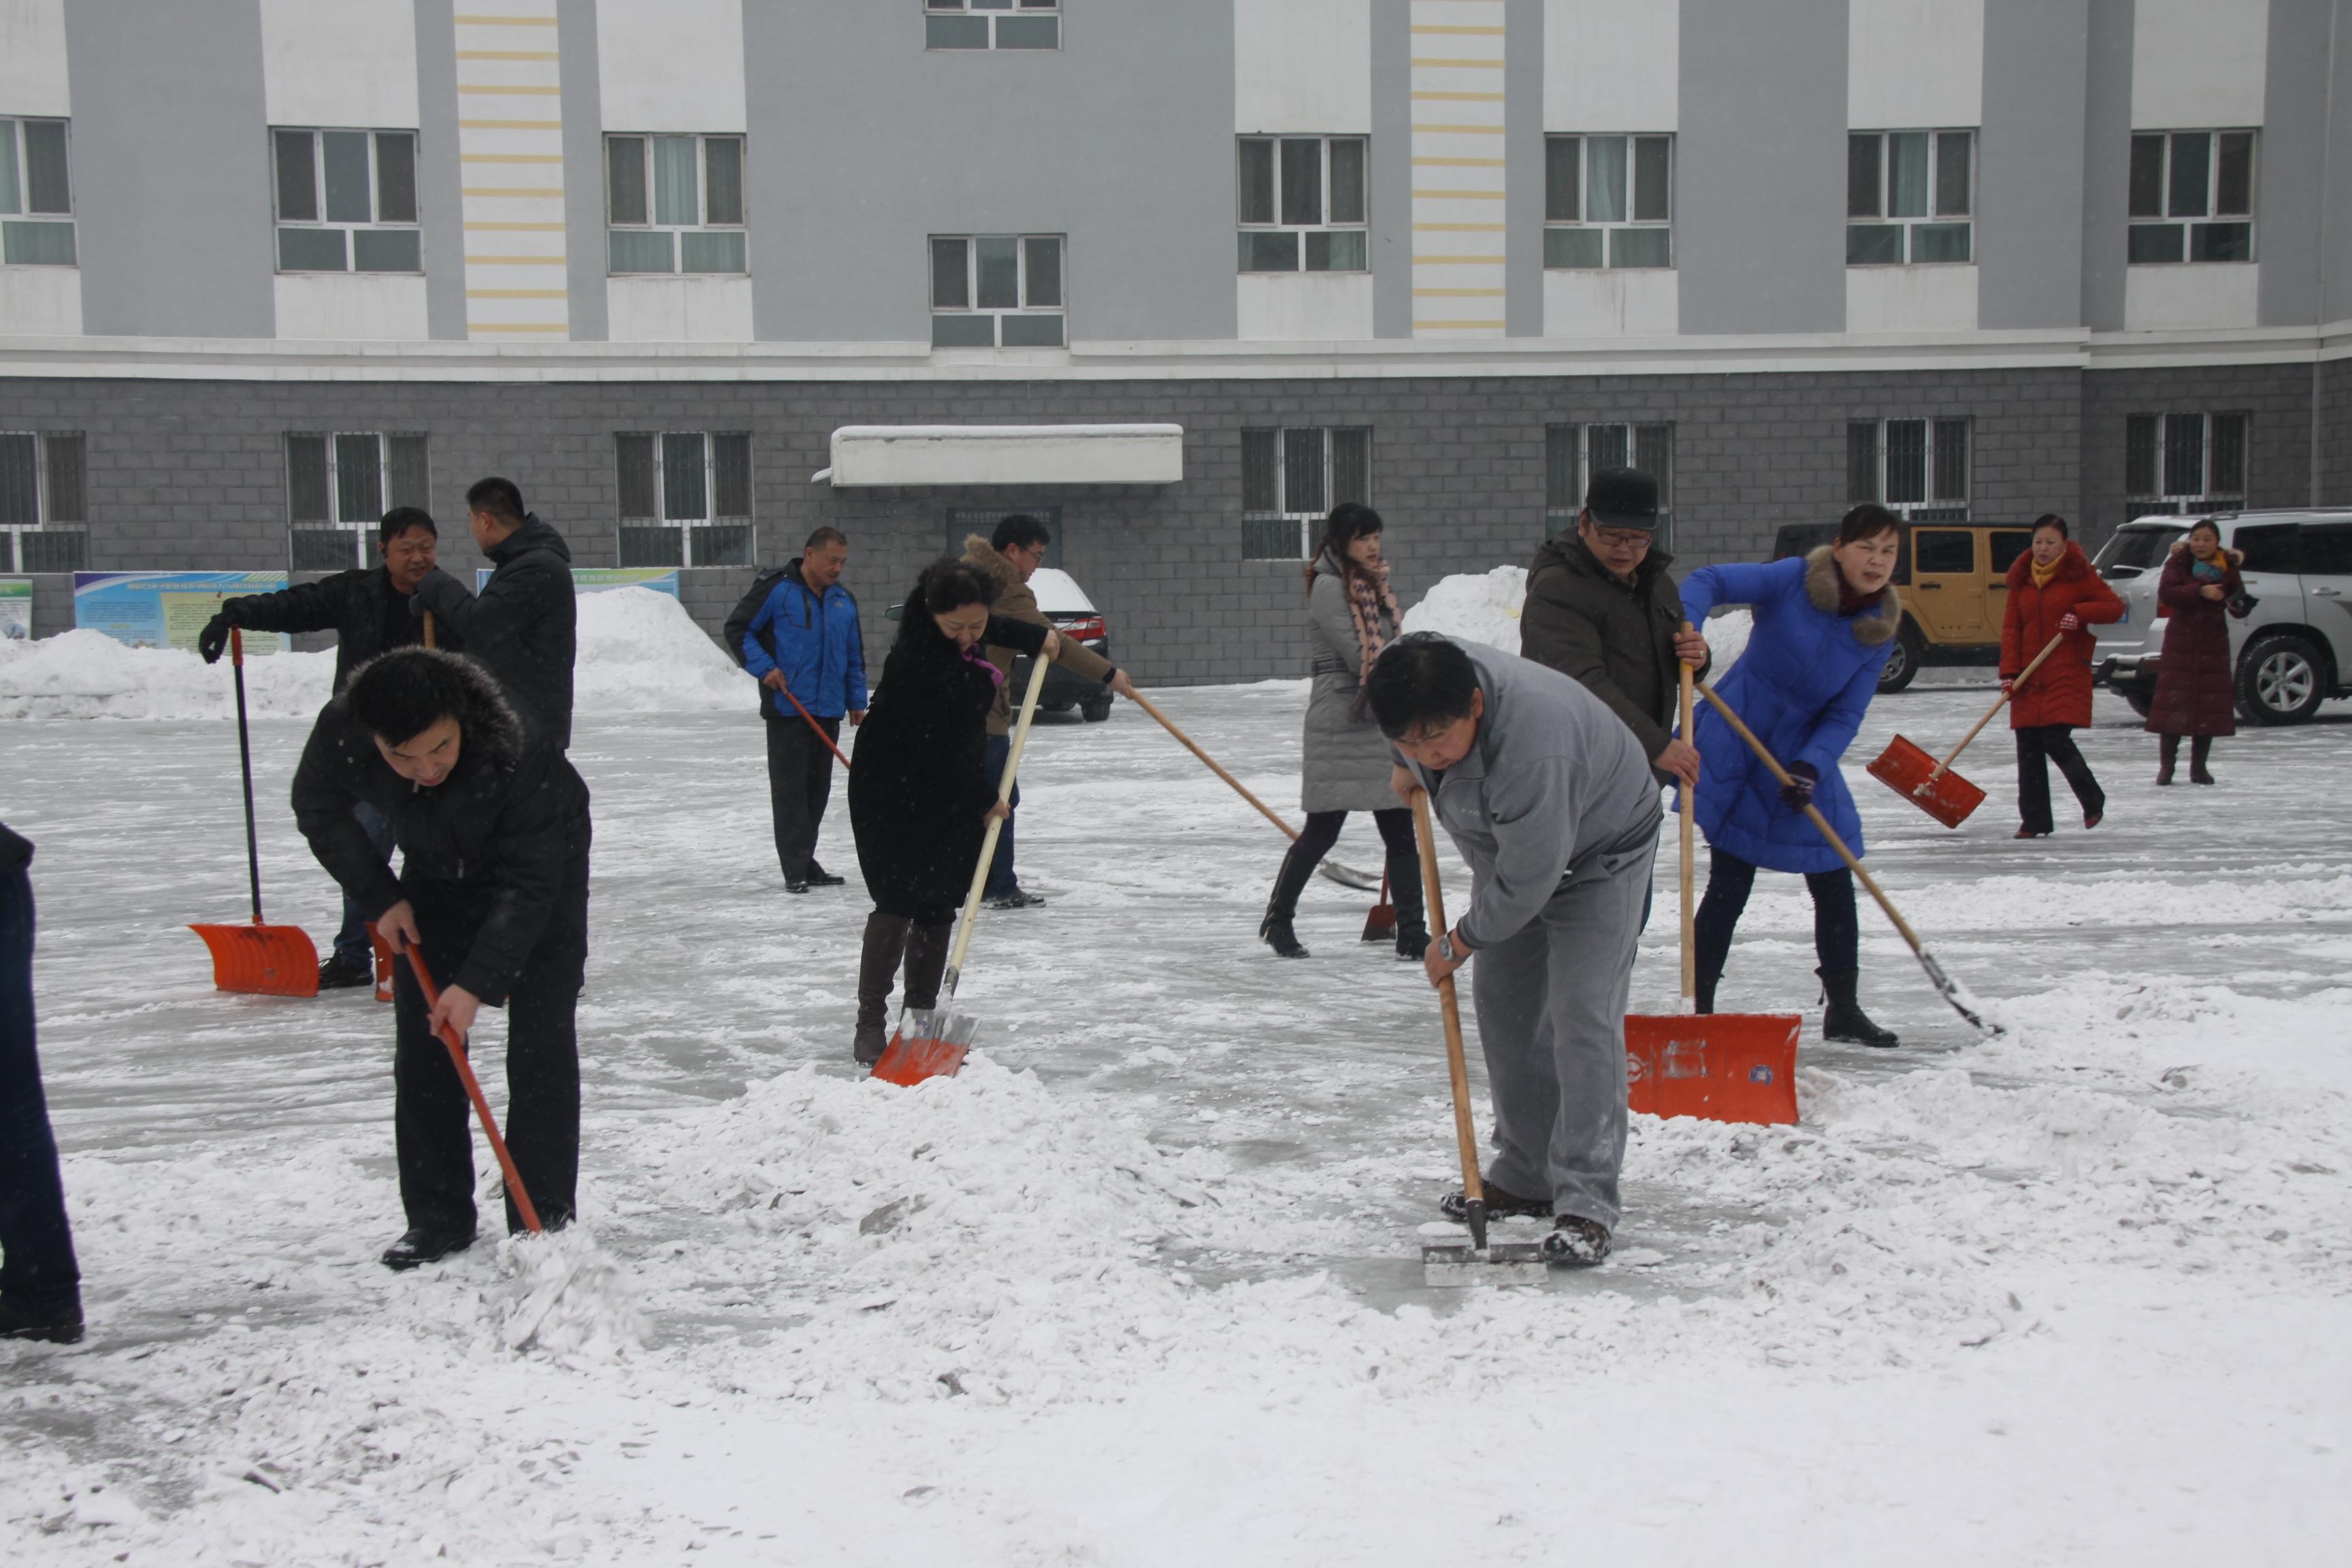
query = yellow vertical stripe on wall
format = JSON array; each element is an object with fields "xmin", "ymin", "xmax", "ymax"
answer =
[
  {"xmin": 454, "ymin": 0, "xmax": 568, "ymax": 340},
  {"xmin": 1409, "ymin": 0, "xmax": 1508, "ymax": 340}
]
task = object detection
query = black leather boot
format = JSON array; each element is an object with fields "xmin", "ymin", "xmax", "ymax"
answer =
[
  {"xmin": 1385, "ymin": 845, "xmax": 1429, "ymax": 960},
  {"xmin": 1819, "ymin": 968, "xmax": 1899, "ymax": 1048},
  {"xmin": 1259, "ymin": 843, "xmax": 1316, "ymax": 958},
  {"xmin": 855, "ymin": 911, "xmax": 911, "ymax": 1066},
  {"xmin": 2157, "ymin": 733, "xmax": 2178, "ymax": 786},
  {"xmin": 2189, "ymin": 736, "xmax": 2215, "ymax": 785}
]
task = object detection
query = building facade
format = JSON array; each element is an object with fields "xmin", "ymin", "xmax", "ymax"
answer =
[{"xmin": 1, "ymin": 0, "xmax": 2347, "ymax": 682}]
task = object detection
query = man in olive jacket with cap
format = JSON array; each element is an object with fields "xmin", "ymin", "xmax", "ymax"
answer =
[{"xmin": 1519, "ymin": 468, "xmax": 1710, "ymax": 789}]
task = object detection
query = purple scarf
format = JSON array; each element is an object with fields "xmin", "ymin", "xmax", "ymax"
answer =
[{"xmin": 961, "ymin": 643, "xmax": 1005, "ymax": 687}]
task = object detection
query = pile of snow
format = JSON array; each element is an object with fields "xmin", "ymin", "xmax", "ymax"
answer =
[
  {"xmin": 1401, "ymin": 564, "xmax": 1753, "ymax": 673},
  {"xmin": 0, "ymin": 585, "xmax": 749, "ymax": 721}
]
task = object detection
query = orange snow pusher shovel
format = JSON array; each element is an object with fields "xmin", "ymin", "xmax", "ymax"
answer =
[
  {"xmin": 872, "ymin": 653, "xmax": 1051, "ymax": 1087},
  {"xmin": 1623, "ymin": 666, "xmax": 1800, "ymax": 1126},
  {"xmin": 190, "ymin": 627, "xmax": 319, "ymax": 997},
  {"xmin": 1867, "ymin": 633, "xmax": 2066, "ymax": 829},
  {"xmin": 397, "ymin": 940, "xmax": 544, "ymax": 1233}
]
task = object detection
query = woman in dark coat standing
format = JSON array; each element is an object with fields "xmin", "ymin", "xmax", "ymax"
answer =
[
  {"xmin": 1676, "ymin": 504, "xmax": 1905, "ymax": 1047},
  {"xmin": 2002, "ymin": 514, "xmax": 2126, "ymax": 836},
  {"xmin": 2145, "ymin": 520, "xmax": 2243, "ymax": 785},
  {"xmin": 1259, "ymin": 503, "xmax": 1426, "ymax": 960},
  {"xmin": 846, "ymin": 559, "xmax": 1054, "ymax": 1064}
]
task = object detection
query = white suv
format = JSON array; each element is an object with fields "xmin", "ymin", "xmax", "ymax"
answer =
[{"xmin": 2092, "ymin": 509, "xmax": 2352, "ymax": 725}]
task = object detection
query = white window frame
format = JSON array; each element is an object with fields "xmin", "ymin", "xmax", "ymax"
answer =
[
  {"xmin": 0, "ymin": 116, "xmax": 76, "ymax": 267},
  {"xmin": 604, "ymin": 133, "xmax": 747, "ymax": 275},
  {"xmin": 2125, "ymin": 412, "xmax": 2249, "ymax": 519},
  {"xmin": 1237, "ymin": 135, "xmax": 1369, "ymax": 273},
  {"xmin": 1846, "ymin": 129, "xmax": 1974, "ymax": 266},
  {"xmin": 930, "ymin": 234, "xmax": 1066, "ymax": 348},
  {"xmin": 1546, "ymin": 423, "xmax": 1675, "ymax": 548},
  {"xmin": 272, "ymin": 127, "xmax": 421, "ymax": 274},
  {"xmin": 1543, "ymin": 134, "xmax": 1673, "ymax": 270},
  {"xmin": 925, "ymin": 0, "xmax": 1060, "ymax": 51},
  {"xmin": 1848, "ymin": 418, "xmax": 1970, "ymax": 521},
  {"xmin": 1240, "ymin": 426, "xmax": 1371, "ymax": 560},
  {"xmin": 615, "ymin": 431, "xmax": 755, "ymax": 568},
  {"xmin": 287, "ymin": 432, "xmax": 429, "ymax": 570},
  {"xmin": 2127, "ymin": 129, "xmax": 2257, "ymax": 265},
  {"xmin": 0, "ymin": 431, "xmax": 87, "ymax": 572}
]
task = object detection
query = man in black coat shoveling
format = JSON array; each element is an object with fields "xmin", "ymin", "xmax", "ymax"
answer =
[
  {"xmin": 408, "ymin": 476, "xmax": 578, "ymax": 751},
  {"xmin": 201, "ymin": 506, "xmax": 463, "ymax": 990},
  {"xmin": 293, "ymin": 647, "xmax": 592, "ymax": 1270}
]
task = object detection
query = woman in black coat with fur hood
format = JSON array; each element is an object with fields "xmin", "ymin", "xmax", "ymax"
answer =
[{"xmin": 847, "ymin": 558, "xmax": 1057, "ymax": 1064}]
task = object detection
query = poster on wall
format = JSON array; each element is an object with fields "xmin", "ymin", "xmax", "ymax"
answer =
[
  {"xmin": 71, "ymin": 572, "xmax": 293, "ymax": 653},
  {"xmin": 1, "ymin": 578, "xmax": 31, "ymax": 642},
  {"xmin": 473, "ymin": 567, "xmax": 682, "ymax": 599}
]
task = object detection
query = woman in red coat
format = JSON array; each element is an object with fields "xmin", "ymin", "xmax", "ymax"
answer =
[
  {"xmin": 2002, "ymin": 515, "xmax": 2126, "ymax": 837},
  {"xmin": 2145, "ymin": 519, "xmax": 2244, "ymax": 785}
]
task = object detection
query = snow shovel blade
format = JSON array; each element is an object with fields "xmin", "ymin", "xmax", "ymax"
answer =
[
  {"xmin": 1624, "ymin": 1012, "xmax": 1801, "ymax": 1126},
  {"xmin": 1421, "ymin": 1230, "xmax": 1548, "ymax": 1287},
  {"xmin": 1360, "ymin": 884, "xmax": 1396, "ymax": 943},
  {"xmin": 872, "ymin": 1007, "xmax": 977, "ymax": 1086},
  {"xmin": 1867, "ymin": 735, "xmax": 1985, "ymax": 830},
  {"xmin": 189, "ymin": 920, "xmax": 319, "ymax": 998},
  {"xmin": 1316, "ymin": 859, "xmax": 1380, "ymax": 894}
]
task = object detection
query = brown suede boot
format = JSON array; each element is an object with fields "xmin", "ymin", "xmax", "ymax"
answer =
[
  {"xmin": 902, "ymin": 921, "xmax": 953, "ymax": 1013},
  {"xmin": 855, "ymin": 911, "xmax": 911, "ymax": 1066}
]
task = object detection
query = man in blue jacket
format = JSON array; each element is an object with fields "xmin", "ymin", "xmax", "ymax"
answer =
[{"xmin": 737, "ymin": 528, "xmax": 868, "ymax": 893}]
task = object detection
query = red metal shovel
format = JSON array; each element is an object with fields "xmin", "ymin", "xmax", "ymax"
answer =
[
  {"xmin": 1867, "ymin": 633, "xmax": 2065, "ymax": 829},
  {"xmin": 190, "ymin": 627, "xmax": 319, "ymax": 997}
]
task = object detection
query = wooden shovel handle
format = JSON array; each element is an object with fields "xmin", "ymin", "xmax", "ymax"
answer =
[
  {"xmin": 423, "ymin": 610, "xmax": 437, "ymax": 650},
  {"xmin": 1128, "ymin": 690, "xmax": 1302, "ymax": 844},
  {"xmin": 1409, "ymin": 787, "xmax": 1484, "ymax": 1216},
  {"xmin": 941, "ymin": 651, "xmax": 1051, "ymax": 1000},
  {"xmin": 1926, "ymin": 632, "xmax": 2067, "ymax": 783}
]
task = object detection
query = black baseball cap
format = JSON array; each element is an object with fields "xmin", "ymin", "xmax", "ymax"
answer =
[{"xmin": 1584, "ymin": 468, "xmax": 1660, "ymax": 532}]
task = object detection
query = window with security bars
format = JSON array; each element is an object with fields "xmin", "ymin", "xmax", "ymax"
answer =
[
  {"xmin": 272, "ymin": 128, "xmax": 420, "ymax": 272},
  {"xmin": 287, "ymin": 433, "xmax": 429, "ymax": 570},
  {"xmin": 0, "ymin": 432, "xmax": 88, "ymax": 571},
  {"xmin": 616, "ymin": 432, "xmax": 753, "ymax": 567},
  {"xmin": 2124, "ymin": 413, "xmax": 2247, "ymax": 523},
  {"xmin": 1237, "ymin": 136, "xmax": 1367, "ymax": 272},
  {"xmin": 1544, "ymin": 135, "xmax": 1671, "ymax": 269},
  {"xmin": 1545, "ymin": 424, "xmax": 1673, "ymax": 547},
  {"xmin": 1847, "ymin": 130, "xmax": 1973, "ymax": 265},
  {"xmin": 0, "ymin": 117, "xmax": 76, "ymax": 265},
  {"xmin": 2129, "ymin": 131, "xmax": 2255, "ymax": 264},
  {"xmin": 606, "ymin": 134, "xmax": 747, "ymax": 274},
  {"xmin": 926, "ymin": 0, "xmax": 1060, "ymax": 50},
  {"xmin": 1848, "ymin": 419, "xmax": 1969, "ymax": 520},
  {"xmin": 1240, "ymin": 427, "xmax": 1370, "ymax": 559},
  {"xmin": 931, "ymin": 235, "xmax": 1064, "ymax": 347}
]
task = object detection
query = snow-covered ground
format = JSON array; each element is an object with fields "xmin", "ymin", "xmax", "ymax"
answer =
[{"xmin": 5, "ymin": 610, "xmax": 2351, "ymax": 1563}]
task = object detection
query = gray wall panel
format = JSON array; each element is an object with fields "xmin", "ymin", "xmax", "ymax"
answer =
[
  {"xmin": 2080, "ymin": 0, "xmax": 2134, "ymax": 332},
  {"xmin": 2259, "ymin": 0, "xmax": 2333, "ymax": 325},
  {"xmin": 414, "ymin": 0, "xmax": 468, "ymax": 341},
  {"xmin": 747, "ymin": 5, "xmax": 1231, "ymax": 343},
  {"xmin": 1371, "ymin": 0, "xmax": 1414, "ymax": 338},
  {"xmin": 1503, "ymin": 0, "xmax": 1544, "ymax": 338},
  {"xmin": 1979, "ymin": 0, "xmax": 2089, "ymax": 328},
  {"xmin": 557, "ymin": 0, "xmax": 607, "ymax": 341},
  {"xmin": 63, "ymin": 0, "xmax": 275, "ymax": 338},
  {"xmin": 1676, "ymin": 0, "xmax": 1846, "ymax": 333},
  {"xmin": 2325, "ymin": 0, "xmax": 2352, "ymax": 323}
]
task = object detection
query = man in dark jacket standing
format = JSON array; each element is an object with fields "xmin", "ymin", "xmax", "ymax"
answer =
[
  {"xmin": 293, "ymin": 648, "xmax": 592, "ymax": 1269},
  {"xmin": 729, "ymin": 528, "xmax": 868, "ymax": 893},
  {"xmin": 200, "ymin": 507, "xmax": 461, "ymax": 988},
  {"xmin": 1518, "ymin": 468, "xmax": 1710, "ymax": 789},
  {"xmin": 409, "ymin": 477, "xmax": 577, "ymax": 751},
  {"xmin": 0, "ymin": 820, "xmax": 82, "ymax": 1342}
]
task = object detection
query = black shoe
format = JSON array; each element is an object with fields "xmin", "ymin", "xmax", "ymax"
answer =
[
  {"xmin": 785, "ymin": 878, "xmax": 811, "ymax": 895},
  {"xmin": 0, "ymin": 1296, "xmax": 84, "ymax": 1344},
  {"xmin": 801, "ymin": 864, "xmax": 847, "ymax": 887},
  {"xmin": 1259, "ymin": 911, "xmax": 1307, "ymax": 958},
  {"xmin": 2083, "ymin": 809, "xmax": 2104, "ymax": 830},
  {"xmin": 318, "ymin": 951, "xmax": 374, "ymax": 990},
  {"xmin": 1540, "ymin": 1216, "xmax": 1612, "ymax": 1267},
  {"xmin": 1819, "ymin": 967, "xmax": 1899, "ymax": 1048},
  {"xmin": 984, "ymin": 888, "xmax": 1045, "ymax": 911},
  {"xmin": 1439, "ymin": 1182, "xmax": 1548, "ymax": 1222},
  {"xmin": 2014, "ymin": 826, "xmax": 2050, "ymax": 839},
  {"xmin": 380, "ymin": 1228, "xmax": 475, "ymax": 1272},
  {"xmin": 1394, "ymin": 923, "xmax": 1431, "ymax": 962},
  {"xmin": 2189, "ymin": 766, "xmax": 2216, "ymax": 786}
]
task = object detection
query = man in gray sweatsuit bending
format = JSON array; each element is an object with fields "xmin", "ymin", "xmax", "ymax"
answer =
[{"xmin": 1371, "ymin": 632, "xmax": 1661, "ymax": 1264}]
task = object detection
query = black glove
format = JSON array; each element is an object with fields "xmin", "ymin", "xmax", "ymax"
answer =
[
  {"xmin": 197, "ymin": 612, "xmax": 233, "ymax": 664},
  {"xmin": 1778, "ymin": 762, "xmax": 1818, "ymax": 811}
]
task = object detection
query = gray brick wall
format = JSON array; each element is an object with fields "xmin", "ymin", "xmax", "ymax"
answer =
[
  {"xmin": 2323, "ymin": 358, "xmax": 2352, "ymax": 508},
  {"xmin": 2080, "ymin": 363, "xmax": 2320, "ymax": 545}
]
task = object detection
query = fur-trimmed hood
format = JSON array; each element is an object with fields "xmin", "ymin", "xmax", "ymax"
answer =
[
  {"xmin": 1803, "ymin": 544, "xmax": 1901, "ymax": 646},
  {"xmin": 2005, "ymin": 538, "xmax": 2093, "ymax": 591},
  {"xmin": 335, "ymin": 647, "xmax": 529, "ymax": 772}
]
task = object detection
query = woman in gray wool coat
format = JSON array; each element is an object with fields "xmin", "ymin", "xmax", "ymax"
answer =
[{"xmin": 1259, "ymin": 503, "xmax": 1428, "ymax": 960}]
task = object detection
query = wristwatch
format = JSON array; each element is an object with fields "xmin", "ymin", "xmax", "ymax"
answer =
[{"xmin": 1435, "ymin": 930, "xmax": 1462, "ymax": 964}]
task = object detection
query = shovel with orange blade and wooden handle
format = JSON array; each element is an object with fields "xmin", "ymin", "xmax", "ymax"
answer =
[
  {"xmin": 1867, "ymin": 632, "xmax": 2066, "ymax": 829},
  {"xmin": 1622, "ymin": 665, "xmax": 1803, "ymax": 1126},
  {"xmin": 189, "ymin": 626, "xmax": 320, "ymax": 998}
]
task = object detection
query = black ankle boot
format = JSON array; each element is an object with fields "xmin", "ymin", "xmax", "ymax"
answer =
[
  {"xmin": 1260, "ymin": 845, "xmax": 1316, "ymax": 958},
  {"xmin": 1818, "ymin": 968, "xmax": 1898, "ymax": 1048},
  {"xmin": 1260, "ymin": 906, "xmax": 1309, "ymax": 958},
  {"xmin": 2189, "ymin": 736, "xmax": 2215, "ymax": 785},
  {"xmin": 1384, "ymin": 847, "xmax": 1428, "ymax": 960},
  {"xmin": 855, "ymin": 911, "xmax": 911, "ymax": 1065}
]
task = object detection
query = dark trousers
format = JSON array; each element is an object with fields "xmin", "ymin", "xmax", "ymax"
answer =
[
  {"xmin": 2016, "ymin": 724, "xmax": 2104, "ymax": 833},
  {"xmin": 331, "ymin": 802, "xmax": 397, "ymax": 964},
  {"xmin": 1269, "ymin": 808, "xmax": 1426, "ymax": 933},
  {"xmin": 765, "ymin": 711, "xmax": 841, "ymax": 881},
  {"xmin": 1692, "ymin": 847, "xmax": 1859, "ymax": 982},
  {"xmin": 390, "ymin": 860, "xmax": 588, "ymax": 1236},
  {"xmin": 982, "ymin": 732, "xmax": 1021, "ymax": 897},
  {"xmin": 0, "ymin": 864, "xmax": 78, "ymax": 1315}
]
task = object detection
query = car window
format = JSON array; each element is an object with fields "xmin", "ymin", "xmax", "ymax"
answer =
[
  {"xmin": 1771, "ymin": 525, "xmax": 1835, "ymax": 559},
  {"xmin": 2234, "ymin": 523, "xmax": 2302, "ymax": 576},
  {"xmin": 2300, "ymin": 523, "xmax": 2352, "ymax": 576},
  {"xmin": 1988, "ymin": 531, "xmax": 2033, "ymax": 574},
  {"xmin": 2094, "ymin": 526, "xmax": 2185, "ymax": 572},
  {"xmin": 1914, "ymin": 529, "xmax": 1974, "ymax": 574}
]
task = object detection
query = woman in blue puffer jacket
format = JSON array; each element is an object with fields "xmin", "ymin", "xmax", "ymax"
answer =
[{"xmin": 1676, "ymin": 504, "xmax": 1905, "ymax": 1048}]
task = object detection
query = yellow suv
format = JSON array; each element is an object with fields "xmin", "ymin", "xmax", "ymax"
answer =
[{"xmin": 1771, "ymin": 521, "xmax": 2034, "ymax": 691}]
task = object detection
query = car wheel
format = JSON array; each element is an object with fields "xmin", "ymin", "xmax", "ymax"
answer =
[
  {"xmin": 1080, "ymin": 696, "xmax": 1112, "ymax": 722},
  {"xmin": 2236, "ymin": 633, "xmax": 2328, "ymax": 725},
  {"xmin": 1876, "ymin": 621, "xmax": 1924, "ymax": 693}
]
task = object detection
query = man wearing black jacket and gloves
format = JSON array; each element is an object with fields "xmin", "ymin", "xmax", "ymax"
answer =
[
  {"xmin": 408, "ymin": 476, "xmax": 577, "ymax": 751},
  {"xmin": 201, "ymin": 507, "xmax": 459, "ymax": 989},
  {"xmin": 293, "ymin": 648, "xmax": 592, "ymax": 1270},
  {"xmin": 0, "ymin": 820, "xmax": 82, "ymax": 1343}
]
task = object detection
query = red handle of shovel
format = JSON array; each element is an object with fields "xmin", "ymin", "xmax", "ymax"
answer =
[
  {"xmin": 778, "ymin": 683, "xmax": 854, "ymax": 769},
  {"xmin": 395, "ymin": 941, "xmax": 544, "ymax": 1234}
]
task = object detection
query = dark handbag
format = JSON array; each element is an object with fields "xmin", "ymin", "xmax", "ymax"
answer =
[{"xmin": 2226, "ymin": 593, "xmax": 2257, "ymax": 620}]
